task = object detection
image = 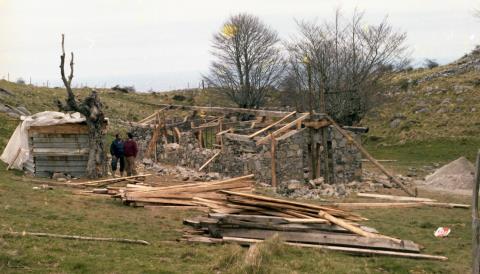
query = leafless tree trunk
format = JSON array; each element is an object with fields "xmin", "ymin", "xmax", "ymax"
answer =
[
  {"xmin": 56, "ymin": 34, "xmax": 107, "ymax": 179},
  {"xmin": 203, "ymin": 13, "xmax": 286, "ymax": 109},
  {"xmin": 284, "ymin": 9, "xmax": 409, "ymax": 125}
]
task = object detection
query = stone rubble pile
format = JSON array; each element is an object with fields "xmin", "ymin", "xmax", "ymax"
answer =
[
  {"xmin": 279, "ymin": 170, "xmax": 416, "ymax": 199},
  {"xmin": 142, "ymin": 159, "xmax": 222, "ymax": 182}
]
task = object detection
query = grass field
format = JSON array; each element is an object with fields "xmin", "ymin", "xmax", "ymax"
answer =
[
  {"xmin": 0, "ymin": 79, "xmax": 477, "ymax": 273},
  {"xmin": 0, "ymin": 106, "xmax": 475, "ymax": 273},
  {"xmin": 0, "ymin": 161, "xmax": 472, "ymax": 273}
]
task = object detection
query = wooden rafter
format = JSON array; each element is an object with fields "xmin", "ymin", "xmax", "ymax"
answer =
[
  {"xmin": 139, "ymin": 107, "xmax": 169, "ymax": 124},
  {"xmin": 248, "ymin": 111, "xmax": 297, "ymax": 138},
  {"xmin": 152, "ymin": 104, "xmax": 303, "ymax": 118},
  {"xmin": 198, "ymin": 151, "xmax": 222, "ymax": 171},
  {"xmin": 256, "ymin": 113, "xmax": 310, "ymax": 145}
]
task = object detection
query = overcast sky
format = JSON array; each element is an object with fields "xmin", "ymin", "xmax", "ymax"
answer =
[{"xmin": 0, "ymin": 0, "xmax": 479, "ymax": 91}]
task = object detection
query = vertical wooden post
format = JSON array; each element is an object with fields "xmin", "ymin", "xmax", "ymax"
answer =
[
  {"xmin": 270, "ymin": 133, "xmax": 277, "ymax": 189},
  {"xmin": 306, "ymin": 58, "xmax": 316, "ymax": 180},
  {"xmin": 296, "ymin": 120, "xmax": 302, "ymax": 130},
  {"xmin": 218, "ymin": 118, "xmax": 223, "ymax": 147},
  {"xmin": 198, "ymin": 129, "xmax": 203, "ymax": 148},
  {"xmin": 473, "ymin": 150, "xmax": 480, "ymax": 274},
  {"xmin": 161, "ymin": 111, "xmax": 167, "ymax": 140},
  {"xmin": 321, "ymin": 128, "xmax": 330, "ymax": 183},
  {"xmin": 315, "ymin": 141, "xmax": 321, "ymax": 179}
]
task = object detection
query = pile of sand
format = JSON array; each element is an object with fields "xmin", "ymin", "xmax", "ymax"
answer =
[{"xmin": 424, "ymin": 157, "xmax": 475, "ymax": 190}]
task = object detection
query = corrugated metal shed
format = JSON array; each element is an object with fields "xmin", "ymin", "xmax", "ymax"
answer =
[{"xmin": 28, "ymin": 123, "xmax": 90, "ymax": 178}]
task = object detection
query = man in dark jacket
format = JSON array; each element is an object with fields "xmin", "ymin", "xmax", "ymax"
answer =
[
  {"xmin": 110, "ymin": 134, "xmax": 125, "ymax": 177},
  {"xmin": 124, "ymin": 132, "xmax": 138, "ymax": 176}
]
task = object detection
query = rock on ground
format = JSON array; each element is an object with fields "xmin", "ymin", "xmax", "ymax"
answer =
[{"xmin": 424, "ymin": 156, "xmax": 475, "ymax": 190}]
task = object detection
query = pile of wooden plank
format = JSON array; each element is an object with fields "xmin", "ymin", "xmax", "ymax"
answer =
[
  {"xmin": 108, "ymin": 174, "xmax": 255, "ymax": 208},
  {"xmin": 181, "ymin": 191, "xmax": 448, "ymax": 261}
]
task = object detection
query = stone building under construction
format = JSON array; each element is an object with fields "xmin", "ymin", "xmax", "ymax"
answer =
[{"xmin": 131, "ymin": 105, "xmax": 366, "ymax": 189}]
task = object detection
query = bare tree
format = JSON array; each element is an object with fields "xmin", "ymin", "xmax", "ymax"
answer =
[
  {"xmin": 285, "ymin": 9, "xmax": 409, "ymax": 125},
  {"xmin": 203, "ymin": 13, "xmax": 286, "ymax": 109},
  {"xmin": 56, "ymin": 34, "xmax": 107, "ymax": 179}
]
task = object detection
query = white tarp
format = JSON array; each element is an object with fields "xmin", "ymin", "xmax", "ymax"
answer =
[{"xmin": 0, "ymin": 111, "xmax": 86, "ymax": 170}]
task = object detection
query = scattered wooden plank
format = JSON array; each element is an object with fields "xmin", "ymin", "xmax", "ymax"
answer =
[
  {"xmin": 218, "ymin": 228, "xmax": 418, "ymax": 252},
  {"xmin": 361, "ymin": 159, "xmax": 397, "ymax": 163},
  {"xmin": 357, "ymin": 193, "xmax": 435, "ymax": 202},
  {"xmin": 332, "ymin": 202, "xmax": 424, "ymax": 210},
  {"xmin": 82, "ymin": 174, "xmax": 151, "ymax": 186},
  {"xmin": 198, "ymin": 151, "xmax": 221, "ymax": 171},
  {"xmin": 317, "ymin": 211, "xmax": 390, "ymax": 240},
  {"xmin": 422, "ymin": 202, "xmax": 470, "ymax": 209},
  {"xmin": 221, "ymin": 190, "xmax": 359, "ymax": 218},
  {"xmin": 221, "ymin": 237, "xmax": 447, "ymax": 261},
  {"xmin": 5, "ymin": 231, "xmax": 150, "ymax": 245}
]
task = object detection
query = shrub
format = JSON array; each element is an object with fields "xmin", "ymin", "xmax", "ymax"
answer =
[
  {"xmin": 16, "ymin": 78, "xmax": 26, "ymax": 85},
  {"xmin": 111, "ymin": 85, "xmax": 135, "ymax": 93},
  {"xmin": 398, "ymin": 79, "xmax": 409, "ymax": 91},
  {"xmin": 424, "ymin": 59, "xmax": 439, "ymax": 69},
  {"xmin": 172, "ymin": 94, "xmax": 186, "ymax": 101}
]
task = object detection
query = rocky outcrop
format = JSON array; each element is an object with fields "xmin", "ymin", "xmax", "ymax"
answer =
[{"xmin": 0, "ymin": 103, "xmax": 30, "ymax": 118}]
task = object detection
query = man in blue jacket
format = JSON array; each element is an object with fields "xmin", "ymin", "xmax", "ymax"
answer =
[{"xmin": 110, "ymin": 134, "xmax": 125, "ymax": 177}]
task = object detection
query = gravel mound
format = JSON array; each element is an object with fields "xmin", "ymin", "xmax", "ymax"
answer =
[{"xmin": 424, "ymin": 157, "xmax": 475, "ymax": 190}]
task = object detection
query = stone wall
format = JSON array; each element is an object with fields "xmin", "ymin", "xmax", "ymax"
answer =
[
  {"xmin": 130, "ymin": 124, "xmax": 362, "ymax": 185},
  {"xmin": 328, "ymin": 127, "xmax": 362, "ymax": 183}
]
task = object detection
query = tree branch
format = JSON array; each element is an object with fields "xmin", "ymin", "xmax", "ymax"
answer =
[{"xmin": 59, "ymin": 34, "xmax": 78, "ymax": 111}]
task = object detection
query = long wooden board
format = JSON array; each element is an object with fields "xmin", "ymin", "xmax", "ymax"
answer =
[
  {"xmin": 217, "ymin": 228, "xmax": 420, "ymax": 253},
  {"xmin": 220, "ymin": 237, "xmax": 447, "ymax": 261},
  {"xmin": 256, "ymin": 113, "xmax": 310, "ymax": 145},
  {"xmin": 221, "ymin": 191, "xmax": 358, "ymax": 217},
  {"xmin": 248, "ymin": 111, "xmax": 297, "ymax": 138},
  {"xmin": 357, "ymin": 193, "xmax": 435, "ymax": 202}
]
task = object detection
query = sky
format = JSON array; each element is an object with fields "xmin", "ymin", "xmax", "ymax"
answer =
[{"xmin": 0, "ymin": 0, "xmax": 479, "ymax": 91}]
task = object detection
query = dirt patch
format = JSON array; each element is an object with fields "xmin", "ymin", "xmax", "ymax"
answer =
[{"xmin": 423, "ymin": 157, "xmax": 475, "ymax": 191}]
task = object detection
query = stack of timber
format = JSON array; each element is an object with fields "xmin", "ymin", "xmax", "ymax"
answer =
[
  {"xmin": 182, "ymin": 191, "xmax": 447, "ymax": 261},
  {"xmin": 109, "ymin": 174, "xmax": 255, "ymax": 208}
]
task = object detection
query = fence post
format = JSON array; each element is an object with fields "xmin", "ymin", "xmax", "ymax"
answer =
[{"xmin": 473, "ymin": 149, "xmax": 480, "ymax": 274}]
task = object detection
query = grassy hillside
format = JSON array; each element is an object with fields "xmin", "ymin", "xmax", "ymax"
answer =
[
  {"xmin": 0, "ymin": 61, "xmax": 477, "ymax": 273},
  {"xmin": 0, "ymin": 80, "xmax": 167, "ymax": 122},
  {"xmin": 359, "ymin": 50, "xmax": 480, "ymax": 170},
  {"xmin": 362, "ymin": 52, "xmax": 480, "ymax": 143}
]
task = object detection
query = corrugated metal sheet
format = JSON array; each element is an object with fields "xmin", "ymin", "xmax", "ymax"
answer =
[{"xmin": 28, "ymin": 126, "xmax": 90, "ymax": 178}]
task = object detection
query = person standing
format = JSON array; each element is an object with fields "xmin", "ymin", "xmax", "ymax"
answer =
[
  {"xmin": 110, "ymin": 134, "xmax": 125, "ymax": 177},
  {"xmin": 124, "ymin": 132, "xmax": 138, "ymax": 176}
]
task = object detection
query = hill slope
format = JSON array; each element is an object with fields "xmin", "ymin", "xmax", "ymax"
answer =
[
  {"xmin": 362, "ymin": 48, "xmax": 480, "ymax": 144},
  {"xmin": 2, "ymin": 50, "xmax": 480, "ymax": 169}
]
